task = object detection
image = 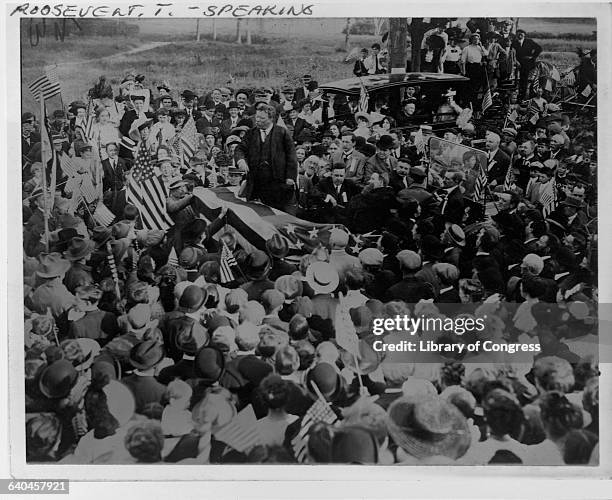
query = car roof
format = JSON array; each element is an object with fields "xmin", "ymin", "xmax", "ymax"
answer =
[{"xmin": 319, "ymin": 73, "xmax": 470, "ymax": 95}]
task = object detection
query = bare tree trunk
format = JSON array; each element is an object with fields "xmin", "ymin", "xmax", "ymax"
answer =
[
  {"xmin": 512, "ymin": 17, "xmax": 519, "ymax": 34},
  {"xmin": 196, "ymin": 19, "xmax": 200, "ymax": 41},
  {"xmin": 388, "ymin": 18, "xmax": 408, "ymax": 72},
  {"xmin": 246, "ymin": 19, "xmax": 252, "ymax": 45},
  {"xmin": 409, "ymin": 18, "xmax": 427, "ymax": 72},
  {"xmin": 344, "ymin": 18, "xmax": 351, "ymax": 50},
  {"xmin": 236, "ymin": 19, "xmax": 242, "ymax": 44}
]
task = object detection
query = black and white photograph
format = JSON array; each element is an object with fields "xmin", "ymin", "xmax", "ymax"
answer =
[{"xmin": 10, "ymin": 8, "xmax": 605, "ymax": 477}]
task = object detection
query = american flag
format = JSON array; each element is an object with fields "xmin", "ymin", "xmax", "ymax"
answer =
[
  {"xmin": 335, "ymin": 295, "xmax": 360, "ymax": 357},
  {"xmin": 126, "ymin": 140, "xmax": 174, "ymax": 230},
  {"xmin": 220, "ymin": 240, "xmax": 237, "ymax": 284},
  {"xmin": 581, "ymin": 84, "xmax": 593, "ymax": 98},
  {"xmin": 358, "ymin": 78, "xmax": 369, "ymax": 113},
  {"xmin": 531, "ymin": 76, "xmax": 541, "ymax": 95},
  {"xmin": 93, "ymin": 201, "xmax": 116, "ymax": 227},
  {"xmin": 77, "ymin": 100, "xmax": 95, "ymax": 142},
  {"xmin": 541, "ymin": 178, "xmax": 557, "ymax": 217},
  {"xmin": 59, "ymin": 153, "xmax": 78, "ymax": 178},
  {"xmin": 502, "ymin": 163, "xmax": 515, "ymax": 191},
  {"xmin": 414, "ymin": 129, "xmax": 426, "ymax": 155},
  {"xmin": 40, "ymin": 104, "xmax": 58, "ymax": 195},
  {"xmin": 562, "ymin": 70, "xmax": 576, "ymax": 87},
  {"xmin": 481, "ymin": 88, "xmax": 493, "ymax": 113},
  {"xmin": 213, "ymin": 404, "xmax": 261, "ymax": 453},
  {"xmin": 166, "ymin": 246, "xmax": 179, "ymax": 266},
  {"xmin": 472, "ymin": 168, "xmax": 488, "ymax": 204},
  {"xmin": 180, "ymin": 116, "xmax": 198, "ymax": 166},
  {"xmin": 506, "ymin": 108, "xmax": 518, "ymax": 124},
  {"xmin": 44, "ymin": 65, "xmax": 63, "ymax": 97},
  {"xmin": 28, "ymin": 75, "xmax": 61, "ymax": 102},
  {"xmin": 291, "ymin": 396, "xmax": 338, "ymax": 463},
  {"xmin": 79, "ymin": 173, "xmax": 98, "ymax": 204}
]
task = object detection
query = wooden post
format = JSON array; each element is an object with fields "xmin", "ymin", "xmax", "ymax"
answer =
[
  {"xmin": 196, "ymin": 19, "xmax": 200, "ymax": 41},
  {"xmin": 236, "ymin": 19, "xmax": 242, "ymax": 44},
  {"xmin": 40, "ymin": 97, "xmax": 50, "ymax": 253},
  {"xmin": 212, "ymin": 19, "xmax": 217, "ymax": 41},
  {"xmin": 388, "ymin": 18, "xmax": 408, "ymax": 72},
  {"xmin": 344, "ymin": 18, "xmax": 351, "ymax": 50},
  {"xmin": 246, "ymin": 19, "xmax": 252, "ymax": 45}
]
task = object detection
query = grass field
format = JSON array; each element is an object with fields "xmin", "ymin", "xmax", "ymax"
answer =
[{"xmin": 20, "ymin": 18, "xmax": 596, "ymax": 113}]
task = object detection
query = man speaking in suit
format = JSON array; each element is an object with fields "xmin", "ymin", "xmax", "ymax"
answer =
[
  {"xmin": 234, "ymin": 104, "xmax": 297, "ymax": 211},
  {"xmin": 314, "ymin": 163, "xmax": 361, "ymax": 224},
  {"xmin": 485, "ymin": 131, "xmax": 510, "ymax": 188}
]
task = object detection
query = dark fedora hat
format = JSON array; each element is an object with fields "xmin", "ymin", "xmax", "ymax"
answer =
[
  {"xmin": 129, "ymin": 340, "xmax": 164, "ymax": 371},
  {"xmin": 245, "ymin": 250, "xmax": 271, "ymax": 280},
  {"xmin": 178, "ymin": 285, "xmax": 207, "ymax": 313},
  {"xmin": 91, "ymin": 226, "xmax": 112, "ymax": 248},
  {"xmin": 53, "ymin": 228, "xmax": 79, "ymax": 252},
  {"xmin": 63, "ymin": 237, "xmax": 95, "ymax": 261},
  {"xmin": 266, "ymin": 234, "xmax": 290, "ymax": 259},
  {"xmin": 38, "ymin": 360, "xmax": 78, "ymax": 399}
]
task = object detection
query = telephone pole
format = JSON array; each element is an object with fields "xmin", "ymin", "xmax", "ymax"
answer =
[{"xmin": 388, "ymin": 18, "xmax": 408, "ymax": 73}]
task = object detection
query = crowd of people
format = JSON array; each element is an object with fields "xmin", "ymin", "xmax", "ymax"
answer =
[{"xmin": 21, "ymin": 22, "xmax": 599, "ymax": 465}]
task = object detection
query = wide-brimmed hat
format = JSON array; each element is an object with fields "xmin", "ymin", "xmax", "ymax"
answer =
[
  {"xmin": 194, "ymin": 346, "xmax": 225, "ymax": 384},
  {"xmin": 128, "ymin": 117, "xmax": 153, "ymax": 141},
  {"xmin": 157, "ymin": 81, "xmax": 171, "ymax": 92},
  {"xmin": 178, "ymin": 284, "xmax": 207, "ymax": 313},
  {"xmin": 38, "ymin": 359, "xmax": 78, "ymax": 399},
  {"xmin": 92, "ymin": 226, "xmax": 113, "ymax": 248},
  {"xmin": 53, "ymin": 228, "xmax": 79, "ymax": 253},
  {"xmin": 168, "ymin": 178, "xmax": 188, "ymax": 191},
  {"xmin": 266, "ymin": 234, "xmax": 290, "ymax": 259},
  {"xmin": 340, "ymin": 336, "xmax": 383, "ymax": 375},
  {"xmin": 155, "ymin": 148, "xmax": 180, "ymax": 165},
  {"xmin": 305, "ymin": 262, "xmax": 339, "ymax": 295},
  {"xmin": 180, "ymin": 89, "xmax": 197, "ymax": 100},
  {"xmin": 225, "ymin": 135, "xmax": 242, "ymax": 147},
  {"xmin": 245, "ymin": 250, "xmax": 271, "ymax": 280},
  {"xmin": 63, "ymin": 237, "xmax": 95, "ymax": 261},
  {"xmin": 36, "ymin": 253, "xmax": 71, "ymax": 278},
  {"xmin": 354, "ymin": 112, "xmax": 371, "ymax": 125},
  {"xmin": 231, "ymin": 125, "xmax": 250, "ymax": 135},
  {"xmin": 129, "ymin": 340, "xmax": 164, "ymax": 370},
  {"xmin": 561, "ymin": 196, "xmax": 585, "ymax": 209},
  {"xmin": 386, "ymin": 396, "xmax": 471, "ymax": 460}
]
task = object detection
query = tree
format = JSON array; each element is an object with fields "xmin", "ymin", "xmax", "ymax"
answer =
[
  {"xmin": 246, "ymin": 18, "xmax": 252, "ymax": 45},
  {"xmin": 344, "ymin": 18, "xmax": 351, "ymax": 50},
  {"xmin": 388, "ymin": 18, "xmax": 408, "ymax": 71},
  {"xmin": 408, "ymin": 18, "xmax": 428, "ymax": 72}
]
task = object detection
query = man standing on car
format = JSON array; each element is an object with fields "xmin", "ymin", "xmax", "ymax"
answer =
[{"xmin": 234, "ymin": 104, "xmax": 297, "ymax": 211}]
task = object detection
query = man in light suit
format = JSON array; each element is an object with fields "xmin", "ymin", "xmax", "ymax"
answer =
[
  {"xmin": 363, "ymin": 135, "xmax": 398, "ymax": 184},
  {"xmin": 332, "ymin": 132, "xmax": 366, "ymax": 183},
  {"xmin": 485, "ymin": 131, "xmax": 510, "ymax": 188}
]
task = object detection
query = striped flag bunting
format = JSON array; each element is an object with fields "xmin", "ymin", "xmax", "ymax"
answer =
[
  {"xmin": 220, "ymin": 240, "xmax": 237, "ymax": 284},
  {"xmin": 581, "ymin": 84, "xmax": 593, "ymax": 98},
  {"xmin": 561, "ymin": 70, "xmax": 576, "ymax": 86},
  {"xmin": 481, "ymin": 88, "xmax": 493, "ymax": 113},
  {"xmin": 472, "ymin": 168, "xmax": 487, "ymax": 204},
  {"xmin": 190, "ymin": 186, "xmax": 359, "ymax": 256},
  {"xmin": 531, "ymin": 76, "xmax": 541, "ymax": 95},
  {"xmin": 93, "ymin": 201, "xmax": 116, "ymax": 227},
  {"xmin": 28, "ymin": 75, "xmax": 61, "ymax": 102},
  {"xmin": 76, "ymin": 100, "xmax": 95, "ymax": 142},
  {"xmin": 126, "ymin": 140, "xmax": 174, "ymax": 230},
  {"xmin": 167, "ymin": 246, "xmax": 179, "ymax": 266},
  {"xmin": 291, "ymin": 396, "xmax": 338, "ymax": 463},
  {"xmin": 213, "ymin": 405, "xmax": 261, "ymax": 453},
  {"xmin": 358, "ymin": 79, "xmax": 369, "ymax": 113},
  {"xmin": 541, "ymin": 178, "xmax": 558, "ymax": 218},
  {"xmin": 180, "ymin": 115, "xmax": 198, "ymax": 166}
]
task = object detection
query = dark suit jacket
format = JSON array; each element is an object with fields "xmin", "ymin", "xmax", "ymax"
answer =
[
  {"xmin": 363, "ymin": 154, "xmax": 398, "ymax": 184},
  {"xmin": 331, "ymin": 149, "xmax": 367, "ymax": 181},
  {"xmin": 487, "ymin": 149, "xmax": 510, "ymax": 186},
  {"xmin": 220, "ymin": 118, "xmax": 241, "ymax": 139},
  {"xmin": 118, "ymin": 110, "xmax": 154, "ymax": 138},
  {"xmin": 389, "ymin": 171, "xmax": 411, "ymax": 193},
  {"xmin": 101, "ymin": 157, "xmax": 127, "ymax": 193},
  {"xmin": 441, "ymin": 186, "xmax": 465, "ymax": 225},
  {"xmin": 512, "ymin": 38, "xmax": 542, "ymax": 69},
  {"xmin": 314, "ymin": 177, "xmax": 361, "ymax": 207},
  {"xmin": 195, "ymin": 113, "xmax": 215, "ymax": 134},
  {"xmin": 286, "ymin": 117, "xmax": 309, "ymax": 142},
  {"xmin": 233, "ymin": 125, "xmax": 298, "ymax": 201},
  {"xmin": 353, "ymin": 59, "xmax": 368, "ymax": 77},
  {"xmin": 22, "ymin": 133, "xmax": 41, "ymax": 160}
]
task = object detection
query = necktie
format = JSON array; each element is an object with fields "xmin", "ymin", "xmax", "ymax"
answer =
[
  {"xmin": 336, "ymin": 185, "xmax": 341, "ymax": 194},
  {"xmin": 375, "ymin": 57, "xmax": 379, "ymax": 73}
]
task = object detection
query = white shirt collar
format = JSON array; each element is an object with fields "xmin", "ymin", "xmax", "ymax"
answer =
[{"xmin": 439, "ymin": 286, "xmax": 454, "ymax": 295}]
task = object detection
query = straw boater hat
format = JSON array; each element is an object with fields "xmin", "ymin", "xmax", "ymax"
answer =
[
  {"xmin": 128, "ymin": 116, "xmax": 153, "ymax": 141},
  {"xmin": 155, "ymin": 148, "xmax": 180, "ymax": 166},
  {"xmin": 305, "ymin": 262, "xmax": 340, "ymax": 295}
]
